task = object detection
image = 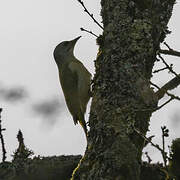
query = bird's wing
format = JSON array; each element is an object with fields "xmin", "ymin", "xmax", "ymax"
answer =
[
  {"xmin": 68, "ymin": 60, "xmax": 91, "ymax": 113},
  {"xmin": 59, "ymin": 63, "xmax": 80, "ymax": 124},
  {"xmin": 68, "ymin": 60, "xmax": 91, "ymax": 78}
]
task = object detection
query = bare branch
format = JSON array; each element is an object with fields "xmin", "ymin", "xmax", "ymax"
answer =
[
  {"xmin": 158, "ymin": 54, "xmax": 179, "ymax": 77},
  {"xmin": 77, "ymin": 0, "xmax": 104, "ymax": 30},
  {"xmin": 134, "ymin": 128, "xmax": 170, "ymax": 161},
  {"xmin": 159, "ymin": 49, "xmax": 180, "ymax": 57},
  {"xmin": 164, "ymin": 42, "xmax": 173, "ymax": 51},
  {"xmin": 80, "ymin": 27, "xmax": 98, "ymax": 37},
  {"xmin": 159, "ymin": 42, "xmax": 180, "ymax": 57},
  {"xmin": 153, "ymin": 66, "xmax": 168, "ymax": 73},
  {"xmin": 144, "ymin": 152, "xmax": 152, "ymax": 163},
  {"xmin": 166, "ymin": 93, "xmax": 180, "ymax": 101},
  {"xmin": 161, "ymin": 126, "xmax": 169, "ymax": 170},
  {"xmin": 0, "ymin": 108, "xmax": 7, "ymax": 162},
  {"xmin": 152, "ymin": 75, "xmax": 180, "ymax": 100},
  {"xmin": 154, "ymin": 97, "xmax": 173, "ymax": 112}
]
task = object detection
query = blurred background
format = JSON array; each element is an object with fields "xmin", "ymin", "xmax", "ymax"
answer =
[{"xmin": 0, "ymin": 0, "xmax": 179, "ymax": 162}]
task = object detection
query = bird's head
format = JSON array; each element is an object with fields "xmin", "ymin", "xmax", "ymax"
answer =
[{"xmin": 53, "ymin": 36, "xmax": 81, "ymax": 66}]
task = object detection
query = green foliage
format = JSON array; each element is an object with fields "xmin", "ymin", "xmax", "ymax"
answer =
[
  {"xmin": 169, "ymin": 138, "xmax": 180, "ymax": 180},
  {"xmin": 0, "ymin": 130, "xmax": 81, "ymax": 180},
  {"xmin": 140, "ymin": 162, "xmax": 166, "ymax": 180},
  {"xmin": 0, "ymin": 155, "xmax": 81, "ymax": 180}
]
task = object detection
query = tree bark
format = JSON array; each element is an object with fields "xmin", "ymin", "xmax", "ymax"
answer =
[{"xmin": 72, "ymin": 0, "xmax": 175, "ymax": 179}]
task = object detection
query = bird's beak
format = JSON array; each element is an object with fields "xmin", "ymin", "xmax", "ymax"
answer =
[
  {"xmin": 70, "ymin": 36, "xmax": 81, "ymax": 48},
  {"xmin": 72, "ymin": 36, "xmax": 81, "ymax": 43}
]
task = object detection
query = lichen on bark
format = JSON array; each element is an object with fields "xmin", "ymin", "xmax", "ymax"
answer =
[{"xmin": 72, "ymin": 0, "xmax": 176, "ymax": 179}]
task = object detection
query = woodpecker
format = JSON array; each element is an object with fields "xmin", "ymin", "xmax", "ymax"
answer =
[{"xmin": 53, "ymin": 36, "xmax": 91, "ymax": 137}]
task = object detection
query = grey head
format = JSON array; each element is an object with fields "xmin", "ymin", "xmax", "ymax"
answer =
[{"xmin": 53, "ymin": 36, "xmax": 81, "ymax": 67}]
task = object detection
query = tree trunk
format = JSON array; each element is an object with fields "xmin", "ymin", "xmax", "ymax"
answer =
[{"xmin": 72, "ymin": 0, "xmax": 175, "ymax": 179}]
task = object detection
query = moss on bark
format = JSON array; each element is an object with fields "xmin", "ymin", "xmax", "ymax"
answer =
[{"xmin": 72, "ymin": 0, "xmax": 175, "ymax": 179}]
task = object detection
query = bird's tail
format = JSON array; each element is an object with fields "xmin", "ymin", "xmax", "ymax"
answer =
[{"xmin": 78, "ymin": 112, "xmax": 88, "ymax": 138}]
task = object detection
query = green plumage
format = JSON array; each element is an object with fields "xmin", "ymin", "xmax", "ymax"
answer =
[{"xmin": 53, "ymin": 37, "xmax": 91, "ymax": 138}]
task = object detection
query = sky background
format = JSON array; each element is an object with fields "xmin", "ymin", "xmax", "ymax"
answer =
[{"xmin": 0, "ymin": 0, "xmax": 180, "ymax": 163}]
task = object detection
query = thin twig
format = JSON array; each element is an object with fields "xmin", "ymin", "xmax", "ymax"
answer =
[
  {"xmin": 164, "ymin": 42, "xmax": 173, "ymax": 51},
  {"xmin": 161, "ymin": 127, "xmax": 167, "ymax": 169},
  {"xmin": 80, "ymin": 27, "xmax": 98, "ymax": 37},
  {"xmin": 150, "ymin": 81, "xmax": 161, "ymax": 90},
  {"xmin": 134, "ymin": 97, "xmax": 175, "ymax": 113},
  {"xmin": 134, "ymin": 128, "xmax": 170, "ymax": 161},
  {"xmin": 161, "ymin": 126, "xmax": 169, "ymax": 171},
  {"xmin": 77, "ymin": 0, "xmax": 104, "ymax": 30},
  {"xmin": 144, "ymin": 152, "xmax": 152, "ymax": 163},
  {"xmin": 153, "ymin": 66, "xmax": 168, "ymax": 73},
  {"xmin": 154, "ymin": 97, "xmax": 173, "ymax": 112},
  {"xmin": 158, "ymin": 54, "xmax": 179, "ymax": 77},
  {"xmin": 166, "ymin": 93, "xmax": 180, "ymax": 101},
  {"xmin": 0, "ymin": 108, "xmax": 7, "ymax": 162},
  {"xmin": 159, "ymin": 42, "xmax": 180, "ymax": 57}
]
